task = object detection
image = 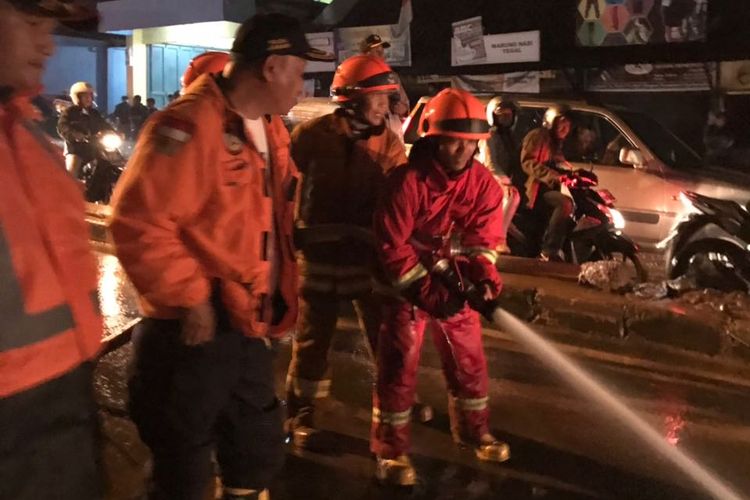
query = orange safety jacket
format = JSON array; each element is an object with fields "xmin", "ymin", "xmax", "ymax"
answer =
[
  {"xmin": 0, "ymin": 96, "xmax": 102, "ymax": 398},
  {"xmin": 292, "ymin": 111, "xmax": 407, "ymax": 295},
  {"xmin": 110, "ymin": 75, "xmax": 299, "ymax": 337}
]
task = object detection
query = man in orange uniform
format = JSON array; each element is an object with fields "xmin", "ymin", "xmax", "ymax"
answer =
[
  {"xmin": 285, "ymin": 55, "xmax": 407, "ymax": 451},
  {"xmin": 372, "ymin": 89, "xmax": 510, "ymax": 486},
  {"xmin": 181, "ymin": 51, "xmax": 231, "ymax": 93},
  {"xmin": 0, "ymin": 1, "xmax": 103, "ymax": 499},
  {"xmin": 110, "ymin": 14, "xmax": 332, "ymax": 500}
]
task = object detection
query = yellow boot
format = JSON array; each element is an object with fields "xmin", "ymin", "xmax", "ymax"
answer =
[
  {"xmin": 375, "ymin": 454, "xmax": 418, "ymax": 486},
  {"xmin": 474, "ymin": 433, "xmax": 511, "ymax": 463}
]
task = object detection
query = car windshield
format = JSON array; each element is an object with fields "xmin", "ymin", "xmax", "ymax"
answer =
[{"xmin": 616, "ymin": 109, "xmax": 703, "ymax": 170}]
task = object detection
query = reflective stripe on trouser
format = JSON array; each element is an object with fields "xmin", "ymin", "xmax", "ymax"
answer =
[
  {"xmin": 286, "ymin": 286, "xmax": 383, "ymax": 418},
  {"xmin": 371, "ymin": 299, "xmax": 490, "ymax": 458}
]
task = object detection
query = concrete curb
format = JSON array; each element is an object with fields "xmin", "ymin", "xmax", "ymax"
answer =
[{"xmin": 497, "ymin": 272, "xmax": 747, "ymax": 361}]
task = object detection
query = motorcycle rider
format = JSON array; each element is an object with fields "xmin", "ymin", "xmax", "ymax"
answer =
[
  {"xmin": 0, "ymin": 1, "xmax": 104, "ymax": 499},
  {"xmin": 285, "ymin": 54, "xmax": 407, "ymax": 451},
  {"xmin": 57, "ymin": 81, "xmax": 116, "ymax": 179},
  {"xmin": 480, "ymin": 97, "xmax": 522, "ymax": 253},
  {"xmin": 519, "ymin": 104, "xmax": 575, "ymax": 261},
  {"xmin": 371, "ymin": 88, "xmax": 509, "ymax": 486}
]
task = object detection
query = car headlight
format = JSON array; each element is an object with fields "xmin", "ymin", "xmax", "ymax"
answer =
[
  {"xmin": 609, "ymin": 208, "xmax": 626, "ymax": 230},
  {"xmin": 100, "ymin": 133, "xmax": 123, "ymax": 152}
]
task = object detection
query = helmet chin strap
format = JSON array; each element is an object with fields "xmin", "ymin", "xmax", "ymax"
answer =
[{"xmin": 336, "ymin": 105, "xmax": 386, "ymax": 140}]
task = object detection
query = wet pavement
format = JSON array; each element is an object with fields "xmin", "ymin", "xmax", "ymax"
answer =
[{"xmin": 95, "ymin": 315, "xmax": 750, "ymax": 500}]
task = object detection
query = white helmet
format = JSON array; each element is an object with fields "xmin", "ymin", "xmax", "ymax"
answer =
[{"xmin": 70, "ymin": 81, "xmax": 95, "ymax": 105}]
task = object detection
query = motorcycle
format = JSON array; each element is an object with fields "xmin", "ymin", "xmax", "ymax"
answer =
[
  {"xmin": 662, "ymin": 191, "xmax": 750, "ymax": 292},
  {"xmin": 80, "ymin": 131, "xmax": 126, "ymax": 204},
  {"xmin": 507, "ymin": 166, "xmax": 648, "ymax": 283}
]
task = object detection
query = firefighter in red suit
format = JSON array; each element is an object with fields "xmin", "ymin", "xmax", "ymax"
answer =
[{"xmin": 371, "ymin": 88, "xmax": 510, "ymax": 486}]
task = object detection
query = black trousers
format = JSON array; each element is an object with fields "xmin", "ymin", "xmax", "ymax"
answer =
[
  {"xmin": 0, "ymin": 363, "xmax": 102, "ymax": 500},
  {"xmin": 129, "ymin": 318, "xmax": 284, "ymax": 500}
]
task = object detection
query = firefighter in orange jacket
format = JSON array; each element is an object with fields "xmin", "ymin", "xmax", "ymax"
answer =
[
  {"xmin": 285, "ymin": 54, "xmax": 407, "ymax": 451},
  {"xmin": 110, "ymin": 14, "xmax": 333, "ymax": 500},
  {"xmin": 371, "ymin": 89, "xmax": 510, "ymax": 486},
  {"xmin": 0, "ymin": 2, "xmax": 103, "ymax": 499}
]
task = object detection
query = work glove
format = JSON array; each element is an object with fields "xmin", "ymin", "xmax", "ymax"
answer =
[
  {"xmin": 405, "ymin": 274, "xmax": 465, "ymax": 319},
  {"xmin": 458, "ymin": 256, "xmax": 503, "ymax": 299}
]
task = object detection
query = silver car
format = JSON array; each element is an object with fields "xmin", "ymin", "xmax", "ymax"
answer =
[{"xmin": 286, "ymin": 95, "xmax": 750, "ymax": 250}]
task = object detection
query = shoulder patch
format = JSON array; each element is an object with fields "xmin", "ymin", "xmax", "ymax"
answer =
[{"xmin": 153, "ymin": 116, "xmax": 195, "ymax": 156}]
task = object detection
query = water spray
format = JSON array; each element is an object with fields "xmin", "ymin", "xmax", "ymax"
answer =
[{"xmin": 432, "ymin": 258, "xmax": 745, "ymax": 500}]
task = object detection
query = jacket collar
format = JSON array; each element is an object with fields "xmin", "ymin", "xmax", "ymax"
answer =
[{"xmin": 413, "ymin": 147, "xmax": 475, "ymax": 192}]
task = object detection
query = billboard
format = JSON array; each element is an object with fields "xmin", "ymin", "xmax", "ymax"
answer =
[{"xmin": 576, "ymin": 0, "xmax": 708, "ymax": 47}]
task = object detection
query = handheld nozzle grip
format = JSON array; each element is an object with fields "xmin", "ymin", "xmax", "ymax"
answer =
[{"xmin": 431, "ymin": 259, "xmax": 499, "ymax": 321}]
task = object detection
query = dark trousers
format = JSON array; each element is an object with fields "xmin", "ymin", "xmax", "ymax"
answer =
[
  {"xmin": 128, "ymin": 318, "xmax": 284, "ymax": 500},
  {"xmin": 0, "ymin": 363, "xmax": 102, "ymax": 500},
  {"xmin": 541, "ymin": 190, "xmax": 574, "ymax": 255}
]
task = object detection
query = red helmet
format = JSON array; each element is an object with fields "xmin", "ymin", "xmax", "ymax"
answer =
[
  {"xmin": 418, "ymin": 88, "xmax": 490, "ymax": 140},
  {"xmin": 330, "ymin": 55, "xmax": 399, "ymax": 103},
  {"xmin": 181, "ymin": 51, "xmax": 231, "ymax": 89}
]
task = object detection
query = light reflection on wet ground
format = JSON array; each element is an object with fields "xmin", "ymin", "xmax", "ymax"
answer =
[{"xmin": 96, "ymin": 252, "xmax": 140, "ymax": 342}]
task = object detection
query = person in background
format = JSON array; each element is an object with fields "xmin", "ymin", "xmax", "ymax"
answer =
[
  {"xmin": 145, "ymin": 97, "xmax": 158, "ymax": 117},
  {"xmin": 360, "ymin": 33, "xmax": 410, "ymax": 142},
  {"xmin": 112, "ymin": 94, "xmax": 132, "ymax": 136},
  {"xmin": 704, "ymin": 110, "xmax": 735, "ymax": 166},
  {"xmin": 130, "ymin": 94, "xmax": 148, "ymax": 136},
  {"xmin": 480, "ymin": 97, "xmax": 522, "ymax": 254},
  {"xmin": 181, "ymin": 51, "xmax": 231, "ymax": 94},
  {"xmin": 57, "ymin": 80, "xmax": 116, "ymax": 178},
  {"xmin": 110, "ymin": 13, "xmax": 333, "ymax": 500},
  {"xmin": 519, "ymin": 104, "xmax": 575, "ymax": 262},
  {"xmin": 0, "ymin": 1, "xmax": 104, "ymax": 499}
]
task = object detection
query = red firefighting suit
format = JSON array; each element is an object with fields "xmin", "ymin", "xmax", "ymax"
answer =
[
  {"xmin": 0, "ymin": 94, "xmax": 103, "ymax": 498},
  {"xmin": 286, "ymin": 109, "xmax": 406, "ymax": 417},
  {"xmin": 371, "ymin": 147, "xmax": 504, "ymax": 459}
]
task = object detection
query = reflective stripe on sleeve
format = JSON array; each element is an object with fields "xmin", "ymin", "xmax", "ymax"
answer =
[
  {"xmin": 466, "ymin": 248, "xmax": 499, "ymax": 265},
  {"xmin": 393, "ymin": 263, "xmax": 428, "ymax": 290}
]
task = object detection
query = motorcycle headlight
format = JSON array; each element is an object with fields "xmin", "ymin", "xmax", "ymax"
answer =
[
  {"xmin": 609, "ymin": 208, "xmax": 626, "ymax": 230},
  {"xmin": 100, "ymin": 133, "xmax": 123, "ymax": 152}
]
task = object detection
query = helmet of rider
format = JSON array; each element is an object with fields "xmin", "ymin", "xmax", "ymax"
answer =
[
  {"xmin": 418, "ymin": 88, "xmax": 490, "ymax": 141},
  {"xmin": 542, "ymin": 103, "xmax": 572, "ymax": 130},
  {"xmin": 330, "ymin": 54, "xmax": 400, "ymax": 104},
  {"xmin": 486, "ymin": 96, "xmax": 519, "ymax": 130},
  {"xmin": 69, "ymin": 81, "xmax": 95, "ymax": 106},
  {"xmin": 181, "ymin": 51, "xmax": 231, "ymax": 90}
]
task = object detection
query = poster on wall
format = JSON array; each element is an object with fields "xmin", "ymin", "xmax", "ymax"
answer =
[
  {"xmin": 451, "ymin": 17, "xmax": 486, "ymax": 66},
  {"xmin": 305, "ymin": 32, "xmax": 336, "ymax": 73},
  {"xmin": 576, "ymin": 0, "xmax": 708, "ymax": 47},
  {"xmin": 453, "ymin": 72, "xmax": 541, "ymax": 94},
  {"xmin": 587, "ymin": 63, "xmax": 712, "ymax": 92},
  {"xmin": 452, "ymin": 29, "xmax": 540, "ymax": 67},
  {"xmin": 335, "ymin": 24, "xmax": 411, "ymax": 67},
  {"xmin": 720, "ymin": 60, "xmax": 750, "ymax": 94}
]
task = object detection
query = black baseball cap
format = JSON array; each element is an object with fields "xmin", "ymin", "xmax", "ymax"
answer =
[
  {"xmin": 8, "ymin": 0, "xmax": 99, "ymax": 30},
  {"xmin": 361, "ymin": 34, "xmax": 391, "ymax": 52},
  {"xmin": 232, "ymin": 13, "xmax": 334, "ymax": 63}
]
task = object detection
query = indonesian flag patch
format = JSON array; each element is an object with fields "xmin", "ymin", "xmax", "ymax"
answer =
[{"xmin": 153, "ymin": 116, "xmax": 195, "ymax": 156}]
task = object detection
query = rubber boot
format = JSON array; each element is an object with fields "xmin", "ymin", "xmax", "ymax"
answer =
[
  {"xmin": 223, "ymin": 487, "xmax": 270, "ymax": 499},
  {"xmin": 447, "ymin": 396, "xmax": 510, "ymax": 463},
  {"xmin": 474, "ymin": 433, "xmax": 511, "ymax": 463},
  {"xmin": 375, "ymin": 455, "xmax": 418, "ymax": 487},
  {"xmin": 286, "ymin": 394, "xmax": 335, "ymax": 452}
]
